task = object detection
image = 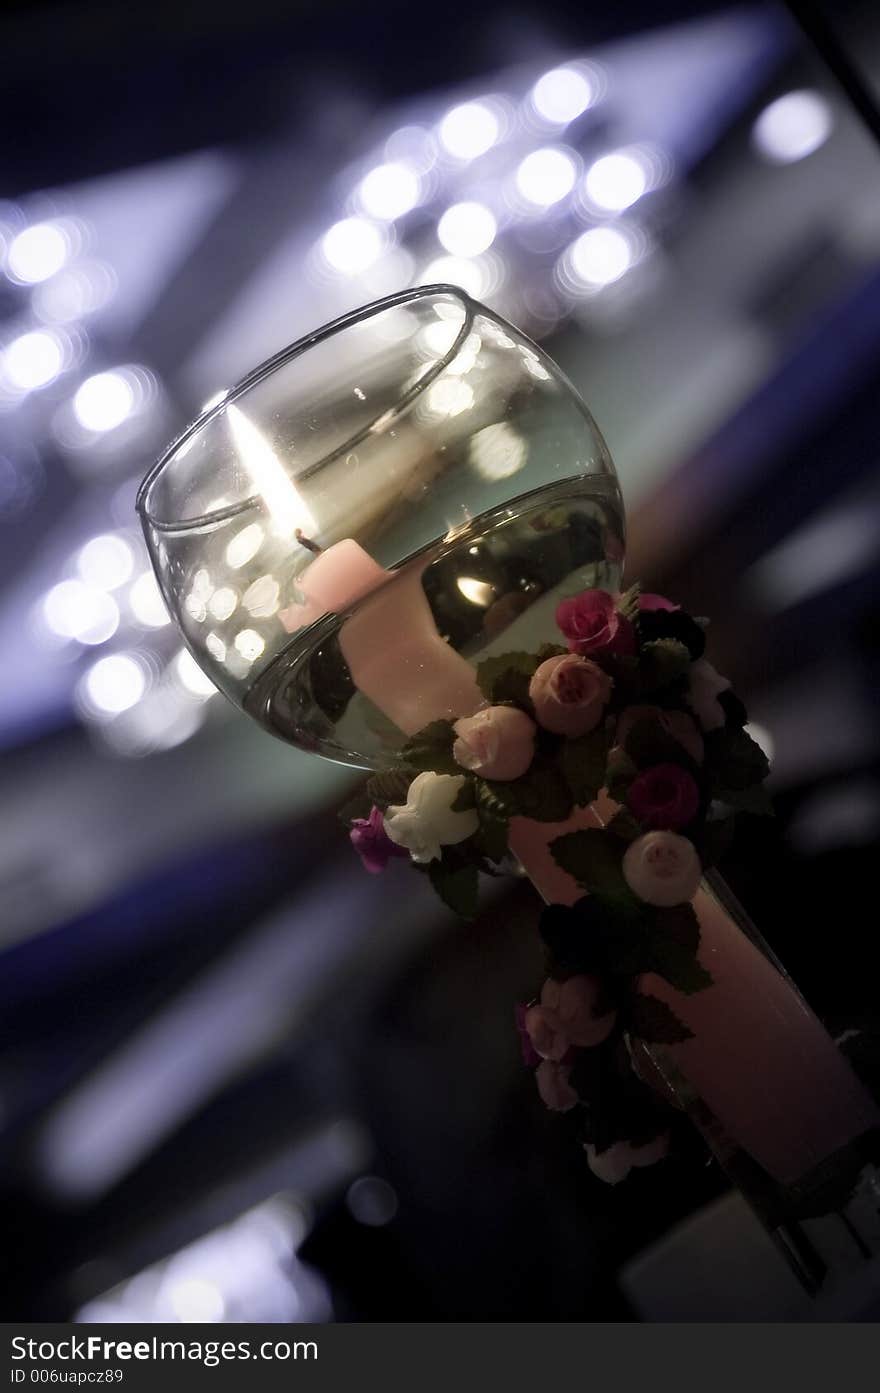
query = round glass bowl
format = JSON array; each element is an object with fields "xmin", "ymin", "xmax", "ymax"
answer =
[{"xmin": 138, "ymin": 285, "xmax": 624, "ymax": 766}]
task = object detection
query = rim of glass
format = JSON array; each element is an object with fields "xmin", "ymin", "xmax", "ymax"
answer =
[{"xmin": 137, "ymin": 283, "xmax": 494, "ymax": 534}]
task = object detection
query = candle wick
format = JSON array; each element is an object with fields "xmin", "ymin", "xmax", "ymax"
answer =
[{"xmin": 295, "ymin": 529, "xmax": 323, "ymax": 555}]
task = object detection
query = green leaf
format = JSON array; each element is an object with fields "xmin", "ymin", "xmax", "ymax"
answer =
[
  {"xmin": 337, "ymin": 785, "xmax": 372, "ymax": 826},
  {"xmin": 475, "ymin": 651, "xmax": 540, "ymax": 706},
  {"xmin": 427, "ymin": 858, "xmax": 479, "ymax": 918},
  {"xmin": 593, "ymin": 903, "xmax": 713, "ymax": 994},
  {"xmin": 559, "ymin": 727, "xmax": 610, "ymax": 806},
  {"xmin": 365, "ymin": 767, "xmax": 415, "ymax": 810},
  {"xmin": 604, "ymin": 808, "xmax": 642, "ymax": 844},
  {"xmin": 643, "ymin": 904, "xmax": 713, "ymax": 995},
  {"xmin": 536, "ymin": 642, "xmax": 568, "ymax": 663},
  {"xmin": 627, "ymin": 993, "xmax": 694, "ymax": 1044},
  {"xmin": 549, "ymin": 828, "xmax": 639, "ymax": 911},
  {"xmin": 696, "ymin": 815, "xmax": 736, "ymax": 867},
  {"xmin": 400, "ymin": 719, "xmax": 460, "ymax": 774},
  {"xmin": 605, "ymin": 748, "xmax": 637, "ymax": 803},
  {"xmin": 450, "ymin": 778, "xmax": 477, "ymax": 812},
  {"xmin": 651, "ymin": 901, "xmax": 700, "ymax": 956},
  {"xmin": 714, "ymin": 784, "xmax": 775, "ymax": 817},
  {"xmin": 485, "ymin": 757, "xmax": 573, "ymax": 824},
  {"xmin": 621, "ymin": 713, "xmax": 697, "ymax": 771},
  {"xmin": 600, "ymin": 917, "xmax": 656, "ymax": 977},
  {"xmin": 601, "ymin": 654, "xmax": 641, "ymax": 707},
  {"xmin": 472, "ymin": 782, "xmax": 509, "ymax": 862},
  {"xmin": 704, "ymin": 726, "xmax": 770, "ymax": 790},
  {"xmin": 617, "ymin": 582, "xmax": 642, "ymax": 623},
  {"xmin": 639, "ymin": 638, "xmax": 692, "ymax": 692},
  {"xmin": 652, "ymin": 947, "xmax": 713, "ymax": 995}
]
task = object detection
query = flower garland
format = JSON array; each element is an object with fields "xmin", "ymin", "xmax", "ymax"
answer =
[{"xmin": 343, "ymin": 585, "xmax": 772, "ymax": 1184}]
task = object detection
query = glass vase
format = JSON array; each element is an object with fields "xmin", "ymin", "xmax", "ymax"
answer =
[{"xmin": 138, "ymin": 286, "xmax": 880, "ymax": 1301}]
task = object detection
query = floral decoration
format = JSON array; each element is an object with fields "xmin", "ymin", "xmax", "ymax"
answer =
[{"xmin": 341, "ymin": 584, "xmax": 773, "ymax": 1182}]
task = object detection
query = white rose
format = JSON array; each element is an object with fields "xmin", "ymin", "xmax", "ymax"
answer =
[
  {"xmin": 687, "ymin": 658, "xmax": 731, "ymax": 732},
  {"xmin": 622, "ymin": 830, "xmax": 702, "ymax": 907},
  {"xmin": 584, "ymin": 1133, "xmax": 670, "ymax": 1185},
  {"xmin": 383, "ymin": 771, "xmax": 479, "ymax": 864}
]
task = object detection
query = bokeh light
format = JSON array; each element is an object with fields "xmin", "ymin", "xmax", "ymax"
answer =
[
  {"xmin": 321, "ymin": 218, "xmax": 385, "ymax": 275},
  {"xmin": 515, "ymin": 148, "xmax": 578, "ymax": 207},
  {"xmin": 81, "ymin": 652, "xmax": 147, "ymax": 716},
  {"xmin": 175, "ymin": 648, "xmax": 218, "ymax": 699},
  {"xmin": 73, "ymin": 371, "xmax": 135, "ymax": 432},
  {"xmin": 531, "ymin": 65, "xmax": 596, "ymax": 125},
  {"xmin": 358, "ymin": 162, "xmax": 421, "ymax": 221},
  {"xmin": 43, "ymin": 580, "xmax": 120, "ymax": 646},
  {"xmin": 584, "ymin": 150, "xmax": 648, "ymax": 212},
  {"xmin": 77, "ymin": 534, "xmax": 135, "ymax": 591},
  {"xmin": 32, "ymin": 261, "xmax": 117, "ymax": 322},
  {"xmin": 562, "ymin": 226, "xmax": 636, "ymax": 290},
  {"xmin": 752, "ymin": 90, "xmax": 833, "ymax": 165},
  {"xmin": 420, "ymin": 255, "xmax": 489, "ymax": 299},
  {"xmin": 6, "ymin": 221, "xmax": 70, "ymax": 284},
  {"xmin": 438, "ymin": 101, "xmax": 500, "ymax": 160},
  {"xmin": 437, "ymin": 202, "xmax": 497, "ymax": 257},
  {"xmin": 129, "ymin": 570, "xmax": 170, "ymax": 628},
  {"xmin": 2, "ymin": 330, "xmax": 65, "ymax": 391}
]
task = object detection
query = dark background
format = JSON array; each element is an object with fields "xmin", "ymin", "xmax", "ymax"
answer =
[{"xmin": 0, "ymin": 0, "xmax": 879, "ymax": 1322}]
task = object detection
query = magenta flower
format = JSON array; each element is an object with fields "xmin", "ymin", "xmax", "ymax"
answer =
[
  {"xmin": 350, "ymin": 806, "xmax": 409, "ymax": 874},
  {"xmin": 639, "ymin": 593, "xmax": 679, "ymax": 613},
  {"xmin": 627, "ymin": 762, "xmax": 701, "ymax": 831},
  {"xmin": 556, "ymin": 589, "xmax": 637, "ymax": 659}
]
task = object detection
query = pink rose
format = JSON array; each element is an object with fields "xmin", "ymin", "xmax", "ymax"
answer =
[
  {"xmin": 541, "ymin": 975, "xmax": 616, "ymax": 1048},
  {"xmin": 515, "ymin": 1003, "xmax": 542, "ymax": 1067},
  {"xmin": 536, "ymin": 1060, "xmax": 579, "ymax": 1113},
  {"xmin": 453, "ymin": 705, "xmax": 536, "ymax": 781},
  {"xmin": 615, "ymin": 705, "xmax": 704, "ymax": 766},
  {"xmin": 523, "ymin": 1005, "xmax": 570, "ymax": 1062},
  {"xmin": 556, "ymin": 589, "xmax": 637, "ymax": 658},
  {"xmin": 627, "ymin": 763, "xmax": 701, "ymax": 831},
  {"xmin": 622, "ymin": 830, "xmax": 702, "ymax": 907},
  {"xmin": 528, "ymin": 654, "xmax": 612, "ymax": 737},
  {"xmin": 350, "ymin": 806, "xmax": 409, "ymax": 874},
  {"xmin": 639, "ymin": 593, "xmax": 679, "ymax": 613},
  {"xmin": 584, "ymin": 1132, "xmax": 670, "ymax": 1185}
]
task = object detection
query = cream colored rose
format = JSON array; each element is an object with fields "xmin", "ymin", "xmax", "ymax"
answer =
[
  {"xmin": 528, "ymin": 653, "xmax": 612, "ymax": 738},
  {"xmin": 584, "ymin": 1133, "xmax": 670, "ymax": 1185},
  {"xmin": 622, "ymin": 830, "xmax": 701, "ymax": 907},
  {"xmin": 687, "ymin": 659, "xmax": 731, "ymax": 732},
  {"xmin": 383, "ymin": 771, "xmax": 479, "ymax": 864},
  {"xmin": 453, "ymin": 705, "xmax": 536, "ymax": 781},
  {"xmin": 536, "ymin": 1060, "xmax": 579, "ymax": 1113}
]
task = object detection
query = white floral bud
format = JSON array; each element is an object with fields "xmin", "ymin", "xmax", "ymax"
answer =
[
  {"xmin": 622, "ymin": 830, "xmax": 702, "ymax": 907},
  {"xmin": 383, "ymin": 771, "xmax": 479, "ymax": 864},
  {"xmin": 687, "ymin": 658, "xmax": 731, "ymax": 732}
]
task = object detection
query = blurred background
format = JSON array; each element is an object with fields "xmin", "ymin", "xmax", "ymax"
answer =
[{"xmin": 1, "ymin": 0, "xmax": 879, "ymax": 1323}]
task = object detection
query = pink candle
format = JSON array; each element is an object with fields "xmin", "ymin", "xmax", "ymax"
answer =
[
  {"xmin": 280, "ymin": 540, "xmax": 483, "ymax": 729},
  {"xmin": 507, "ymin": 808, "xmax": 878, "ymax": 1183},
  {"xmin": 281, "ymin": 537, "xmax": 877, "ymax": 1182},
  {"xmin": 279, "ymin": 539, "xmax": 389, "ymax": 632}
]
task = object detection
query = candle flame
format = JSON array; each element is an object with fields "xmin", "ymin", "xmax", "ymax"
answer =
[{"xmin": 226, "ymin": 405, "xmax": 317, "ymax": 539}]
